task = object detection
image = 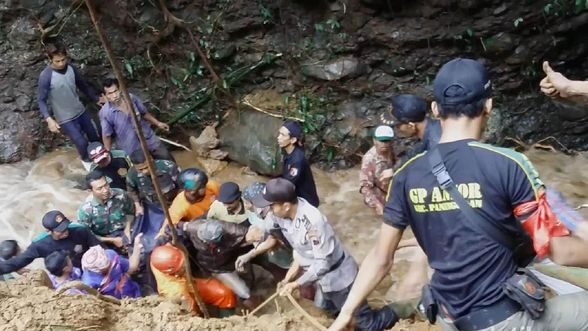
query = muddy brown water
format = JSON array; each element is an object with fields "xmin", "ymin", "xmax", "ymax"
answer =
[{"xmin": 0, "ymin": 147, "xmax": 586, "ymax": 330}]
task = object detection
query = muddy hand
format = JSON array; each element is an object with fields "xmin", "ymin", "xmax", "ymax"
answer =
[
  {"xmin": 235, "ymin": 253, "xmax": 252, "ymax": 273},
  {"xmin": 134, "ymin": 233, "xmax": 144, "ymax": 251},
  {"xmin": 279, "ymin": 281, "xmax": 299, "ymax": 296},
  {"xmin": 111, "ymin": 237, "xmax": 124, "ymax": 248}
]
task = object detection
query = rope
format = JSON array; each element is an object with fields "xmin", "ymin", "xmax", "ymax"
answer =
[
  {"xmin": 286, "ymin": 293, "xmax": 328, "ymax": 331},
  {"xmin": 57, "ymin": 281, "xmax": 121, "ymax": 306},
  {"xmin": 83, "ymin": 0, "xmax": 209, "ymax": 318},
  {"xmin": 247, "ymin": 290, "xmax": 327, "ymax": 331}
]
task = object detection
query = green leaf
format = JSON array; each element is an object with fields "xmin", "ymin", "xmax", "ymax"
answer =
[
  {"xmin": 124, "ymin": 62, "xmax": 134, "ymax": 77},
  {"xmin": 326, "ymin": 146, "xmax": 336, "ymax": 162}
]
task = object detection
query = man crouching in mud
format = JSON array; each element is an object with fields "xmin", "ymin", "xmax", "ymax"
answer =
[
  {"xmin": 329, "ymin": 58, "xmax": 588, "ymax": 331},
  {"xmin": 251, "ymin": 178, "xmax": 398, "ymax": 331}
]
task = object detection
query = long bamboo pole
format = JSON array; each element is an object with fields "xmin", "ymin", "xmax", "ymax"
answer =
[{"xmin": 83, "ymin": 0, "xmax": 209, "ymax": 317}]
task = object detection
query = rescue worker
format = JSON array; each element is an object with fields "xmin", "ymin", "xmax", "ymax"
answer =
[
  {"xmin": 37, "ymin": 42, "xmax": 103, "ymax": 164},
  {"xmin": 158, "ymin": 168, "xmax": 219, "ymax": 237},
  {"xmin": 87, "ymin": 142, "xmax": 132, "ymax": 190},
  {"xmin": 328, "ymin": 58, "xmax": 588, "ymax": 331},
  {"xmin": 207, "ymin": 182, "xmax": 249, "ymax": 224},
  {"xmin": 277, "ymin": 120, "xmax": 320, "ymax": 207},
  {"xmin": 127, "ymin": 149, "xmax": 180, "ymax": 215},
  {"xmin": 380, "ymin": 94, "xmax": 441, "ymax": 167},
  {"xmin": 182, "ymin": 219, "xmax": 258, "ymax": 310},
  {"xmin": 150, "ymin": 244, "xmax": 237, "ymax": 317},
  {"xmin": 359, "ymin": 125, "xmax": 396, "ymax": 216},
  {"xmin": 82, "ymin": 236, "xmax": 143, "ymax": 299},
  {"xmin": 99, "ymin": 78, "xmax": 173, "ymax": 161},
  {"xmin": 0, "ymin": 211, "xmax": 101, "ymax": 275},
  {"xmin": 540, "ymin": 61, "xmax": 588, "ymax": 102},
  {"xmin": 78, "ymin": 170, "xmax": 135, "ymax": 252},
  {"xmin": 252, "ymin": 178, "xmax": 398, "ymax": 331}
]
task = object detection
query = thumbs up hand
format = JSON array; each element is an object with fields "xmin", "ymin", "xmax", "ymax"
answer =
[{"xmin": 540, "ymin": 61, "xmax": 571, "ymax": 98}]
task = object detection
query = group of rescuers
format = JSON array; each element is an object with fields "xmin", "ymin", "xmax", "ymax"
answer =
[{"xmin": 1, "ymin": 40, "xmax": 588, "ymax": 331}]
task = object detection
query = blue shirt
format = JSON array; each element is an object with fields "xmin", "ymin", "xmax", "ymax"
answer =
[
  {"xmin": 282, "ymin": 146, "xmax": 319, "ymax": 207},
  {"xmin": 384, "ymin": 139, "xmax": 542, "ymax": 318},
  {"xmin": 99, "ymin": 94, "xmax": 161, "ymax": 155}
]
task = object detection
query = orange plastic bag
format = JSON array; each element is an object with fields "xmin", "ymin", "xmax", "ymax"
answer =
[{"xmin": 513, "ymin": 191, "xmax": 570, "ymax": 258}]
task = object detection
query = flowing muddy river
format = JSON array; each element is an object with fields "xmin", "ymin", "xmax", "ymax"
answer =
[{"xmin": 1, "ymin": 146, "xmax": 587, "ymax": 330}]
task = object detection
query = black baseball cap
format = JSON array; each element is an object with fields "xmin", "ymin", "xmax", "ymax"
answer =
[
  {"xmin": 433, "ymin": 58, "xmax": 492, "ymax": 106},
  {"xmin": 250, "ymin": 178, "xmax": 297, "ymax": 208},
  {"xmin": 217, "ymin": 182, "xmax": 241, "ymax": 203},
  {"xmin": 42, "ymin": 210, "xmax": 70, "ymax": 232},
  {"xmin": 282, "ymin": 120, "xmax": 303, "ymax": 139},
  {"xmin": 380, "ymin": 94, "xmax": 428, "ymax": 125}
]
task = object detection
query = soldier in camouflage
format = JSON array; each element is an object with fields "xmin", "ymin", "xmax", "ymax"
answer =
[
  {"xmin": 126, "ymin": 149, "xmax": 180, "ymax": 214},
  {"xmin": 78, "ymin": 170, "xmax": 135, "ymax": 253}
]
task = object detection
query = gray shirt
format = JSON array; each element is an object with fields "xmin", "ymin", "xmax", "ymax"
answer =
[
  {"xmin": 261, "ymin": 198, "xmax": 357, "ymax": 293},
  {"xmin": 37, "ymin": 65, "xmax": 95, "ymax": 124}
]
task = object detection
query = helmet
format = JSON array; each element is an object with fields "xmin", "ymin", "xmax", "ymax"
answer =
[
  {"xmin": 178, "ymin": 168, "xmax": 208, "ymax": 191},
  {"xmin": 151, "ymin": 244, "xmax": 185, "ymax": 275},
  {"xmin": 197, "ymin": 220, "xmax": 223, "ymax": 243}
]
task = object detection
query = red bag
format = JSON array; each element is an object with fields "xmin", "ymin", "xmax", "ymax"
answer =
[{"xmin": 513, "ymin": 191, "xmax": 570, "ymax": 258}]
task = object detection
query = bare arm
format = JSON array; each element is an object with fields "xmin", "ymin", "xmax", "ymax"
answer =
[
  {"xmin": 127, "ymin": 234, "xmax": 143, "ymax": 275},
  {"xmin": 329, "ymin": 224, "xmax": 403, "ymax": 330},
  {"xmin": 549, "ymin": 235, "xmax": 588, "ymax": 267},
  {"xmin": 103, "ymin": 135, "xmax": 113, "ymax": 151}
]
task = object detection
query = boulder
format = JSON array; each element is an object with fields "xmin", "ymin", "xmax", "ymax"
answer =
[
  {"xmin": 302, "ymin": 57, "xmax": 365, "ymax": 81},
  {"xmin": 218, "ymin": 107, "xmax": 283, "ymax": 176}
]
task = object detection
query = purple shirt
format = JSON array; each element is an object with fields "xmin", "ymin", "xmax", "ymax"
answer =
[
  {"xmin": 49, "ymin": 267, "xmax": 86, "ymax": 295},
  {"xmin": 99, "ymin": 94, "xmax": 161, "ymax": 155}
]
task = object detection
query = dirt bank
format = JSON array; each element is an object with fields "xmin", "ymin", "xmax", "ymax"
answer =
[{"xmin": 0, "ymin": 270, "xmax": 436, "ymax": 331}]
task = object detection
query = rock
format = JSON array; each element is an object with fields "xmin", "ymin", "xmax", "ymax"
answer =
[
  {"xmin": 484, "ymin": 32, "xmax": 516, "ymax": 57},
  {"xmin": 493, "ymin": 3, "xmax": 508, "ymax": 15},
  {"xmin": 301, "ymin": 57, "xmax": 365, "ymax": 81},
  {"xmin": 212, "ymin": 44, "xmax": 236, "ymax": 61},
  {"xmin": 7, "ymin": 18, "xmax": 37, "ymax": 50},
  {"xmin": 218, "ymin": 108, "xmax": 283, "ymax": 176},
  {"xmin": 188, "ymin": 125, "xmax": 221, "ymax": 157},
  {"xmin": 0, "ymin": 111, "xmax": 40, "ymax": 163}
]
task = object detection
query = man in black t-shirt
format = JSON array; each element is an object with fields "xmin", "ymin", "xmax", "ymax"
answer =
[
  {"xmin": 329, "ymin": 58, "xmax": 588, "ymax": 331},
  {"xmin": 277, "ymin": 120, "xmax": 320, "ymax": 207},
  {"xmin": 0, "ymin": 210, "xmax": 101, "ymax": 275},
  {"xmin": 87, "ymin": 142, "xmax": 132, "ymax": 190}
]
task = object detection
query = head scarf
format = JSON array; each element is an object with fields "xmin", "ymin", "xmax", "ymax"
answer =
[{"xmin": 82, "ymin": 245, "xmax": 111, "ymax": 273}]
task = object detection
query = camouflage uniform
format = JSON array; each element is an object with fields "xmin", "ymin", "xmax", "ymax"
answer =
[
  {"xmin": 126, "ymin": 159, "xmax": 180, "ymax": 205},
  {"xmin": 77, "ymin": 188, "xmax": 135, "ymax": 236},
  {"xmin": 359, "ymin": 146, "xmax": 395, "ymax": 209}
]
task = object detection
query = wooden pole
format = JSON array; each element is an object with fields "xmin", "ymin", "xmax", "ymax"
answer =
[{"xmin": 83, "ymin": 0, "xmax": 209, "ymax": 318}]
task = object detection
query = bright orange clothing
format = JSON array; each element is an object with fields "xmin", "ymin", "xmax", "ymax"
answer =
[
  {"xmin": 158, "ymin": 181, "xmax": 219, "ymax": 235},
  {"xmin": 151, "ymin": 263, "xmax": 236, "ymax": 312}
]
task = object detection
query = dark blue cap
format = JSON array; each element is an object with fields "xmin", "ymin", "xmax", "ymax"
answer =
[
  {"xmin": 217, "ymin": 182, "xmax": 241, "ymax": 203},
  {"xmin": 433, "ymin": 58, "xmax": 492, "ymax": 106},
  {"xmin": 381, "ymin": 94, "xmax": 428, "ymax": 125},
  {"xmin": 282, "ymin": 120, "xmax": 303, "ymax": 139},
  {"xmin": 42, "ymin": 210, "xmax": 70, "ymax": 232}
]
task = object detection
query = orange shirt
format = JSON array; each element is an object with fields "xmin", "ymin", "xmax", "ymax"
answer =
[
  {"xmin": 159, "ymin": 181, "xmax": 219, "ymax": 235},
  {"xmin": 151, "ymin": 263, "xmax": 198, "ymax": 313}
]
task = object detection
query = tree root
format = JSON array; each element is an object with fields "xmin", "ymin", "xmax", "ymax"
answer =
[
  {"xmin": 57, "ymin": 281, "xmax": 121, "ymax": 306},
  {"xmin": 37, "ymin": 0, "xmax": 84, "ymax": 43}
]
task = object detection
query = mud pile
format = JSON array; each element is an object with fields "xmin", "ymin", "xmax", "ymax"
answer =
[{"xmin": 0, "ymin": 271, "xmax": 436, "ymax": 331}]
